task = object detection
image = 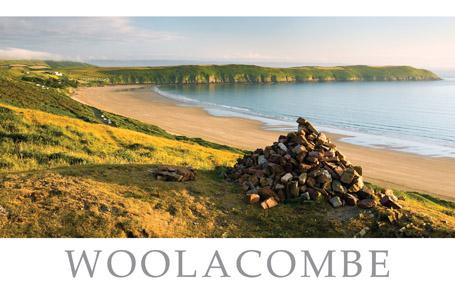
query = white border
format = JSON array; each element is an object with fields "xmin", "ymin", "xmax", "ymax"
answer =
[
  {"xmin": 1, "ymin": 0, "xmax": 455, "ymax": 16},
  {"xmin": 0, "ymin": 238, "xmax": 452, "ymax": 288}
]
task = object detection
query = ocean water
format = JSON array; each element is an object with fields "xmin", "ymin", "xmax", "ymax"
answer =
[{"xmin": 155, "ymin": 75, "xmax": 455, "ymax": 158}]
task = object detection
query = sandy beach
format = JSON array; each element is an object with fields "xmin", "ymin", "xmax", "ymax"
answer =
[{"xmin": 73, "ymin": 85, "xmax": 455, "ymax": 200}]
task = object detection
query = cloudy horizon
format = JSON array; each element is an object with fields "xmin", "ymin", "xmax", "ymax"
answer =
[{"xmin": 1, "ymin": 17, "xmax": 455, "ymax": 69}]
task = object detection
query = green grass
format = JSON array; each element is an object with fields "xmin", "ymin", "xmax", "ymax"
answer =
[
  {"xmin": 0, "ymin": 70, "xmax": 243, "ymax": 154},
  {"xmin": 0, "ymin": 103, "xmax": 453, "ymax": 238},
  {"xmin": 0, "ymin": 164, "xmax": 453, "ymax": 237},
  {"xmin": 63, "ymin": 64, "xmax": 440, "ymax": 85},
  {"xmin": 0, "ymin": 104, "xmax": 240, "ymax": 172},
  {"xmin": 0, "ymin": 60, "xmax": 453, "ymax": 238}
]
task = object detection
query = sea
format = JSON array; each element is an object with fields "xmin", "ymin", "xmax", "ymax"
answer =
[{"xmin": 154, "ymin": 71, "xmax": 455, "ymax": 158}]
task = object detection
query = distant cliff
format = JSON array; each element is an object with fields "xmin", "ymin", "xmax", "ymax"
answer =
[{"xmin": 89, "ymin": 65, "xmax": 440, "ymax": 85}]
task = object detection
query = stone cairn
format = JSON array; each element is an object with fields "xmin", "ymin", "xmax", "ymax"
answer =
[{"xmin": 227, "ymin": 117, "xmax": 402, "ymax": 210}]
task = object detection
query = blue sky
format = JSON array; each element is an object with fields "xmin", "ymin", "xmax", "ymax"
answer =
[{"xmin": 1, "ymin": 17, "xmax": 454, "ymax": 68}]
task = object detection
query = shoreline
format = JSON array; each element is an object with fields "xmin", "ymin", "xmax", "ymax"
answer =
[{"xmin": 72, "ymin": 85, "xmax": 455, "ymax": 200}]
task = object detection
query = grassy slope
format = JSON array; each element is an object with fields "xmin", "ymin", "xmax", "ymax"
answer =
[
  {"xmin": 0, "ymin": 95, "xmax": 453, "ymax": 238},
  {"xmin": 0, "ymin": 69, "xmax": 242, "ymax": 154},
  {"xmin": 1, "ymin": 164, "xmax": 454, "ymax": 237},
  {"xmin": 63, "ymin": 64, "xmax": 440, "ymax": 85},
  {"xmin": 0, "ymin": 104, "xmax": 239, "ymax": 172},
  {"xmin": 0, "ymin": 61, "xmax": 453, "ymax": 237}
]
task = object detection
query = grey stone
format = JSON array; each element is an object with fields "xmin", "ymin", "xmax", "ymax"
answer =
[
  {"xmin": 329, "ymin": 196, "xmax": 343, "ymax": 208},
  {"xmin": 301, "ymin": 192, "xmax": 310, "ymax": 201},
  {"xmin": 358, "ymin": 199, "xmax": 377, "ymax": 209},
  {"xmin": 280, "ymin": 172, "xmax": 293, "ymax": 183},
  {"xmin": 298, "ymin": 173, "xmax": 307, "ymax": 185},
  {"xmin": 277, "ymin": 142, "xmax": 288, "ymax": 152},
  {"xmin": 258, "ymin": 155, "xmax": 267, "ymax": 166},
  {"xmin": 317, "ymin": 169, "xmax": 332, "ymax": 184},
  {"xmin": 275, "ymin": 183, "xmax": 285, "ymax": 190},
  {"xmin": 341, "ymin": 167, "xmax": 357, "ymax": 184}
]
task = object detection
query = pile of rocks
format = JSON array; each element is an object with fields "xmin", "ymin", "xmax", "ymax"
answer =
[
  {"xmin": 227, "ymin": 117, "xmax": 402, "ymax": 210},
  {"xmin": 150, "ymin": 166, "xmax": 196, "ymax": 182}
]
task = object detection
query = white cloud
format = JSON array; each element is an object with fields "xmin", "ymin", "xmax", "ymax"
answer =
[
  {"xmin": 0, "ymin": 47, "xmax": 60, "ymax": 60},
  {"xmin": 0, "ymin": 17, "xmax": 181, "ymax": 43}
]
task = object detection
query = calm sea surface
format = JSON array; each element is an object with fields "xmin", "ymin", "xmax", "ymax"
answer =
[{"xmin": 156, "ymin": 74, "xmax": 455, "ymax": 158}]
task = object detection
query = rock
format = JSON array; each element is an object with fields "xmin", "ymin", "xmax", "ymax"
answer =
[
  {"xmin": 307, "ymin": 151, "xmax": 323, "ymax": 162},
  {"xmin": 280, "ymin": 173, "xmax": 293, "ymax": 183},
  {"xmin": 331, "ymin": 180, "xmax": 347, "ymax": 194},
  {"xmin": 160, "ymin": 171, "xmax": 183, "ymax": 182},
  {"xmin": 383, "ymin": 188, "xmax": 395, "ymax": 196},
  {"xmin": 296, "ymin": 117, "xmax": 307, "ymax": 125},
  {"xmin": 353, "ymin": 166, "xmax": 363, "ymax": 176},
  {"xmin": 323, "ymin": 150, "xmax": 335, "ymax": 158},
  {"xmin": 340, "ymin": 167, "xmax": 357, "ymax": 184},
  {"xmin": 259, "ymin": 177, "xmax": 268, "ymax": 187},
  {"xmin": 329, "ymin": 196, "xmax": 343, "ymax": 208},
  {"xmin": 150, "ymin": 166, "xmax": 195, "ymax": 182},
  {"xmin": 249, "ymin": 175, "xmax": 259, "ymax": 186},
  {"xmin": 381, "ymin": 210, "xmax": 398, "ymax": 224},
  {"xmin": 301, "ymin": 192, "xmax": 310, "ymax": 201},
  {"xmin": 343, "ymin": 193, "xmax": 358, "ymax": 206},
  {"xmin": 357, "ymin": 186, "xmax": 375, "ymax": 200},
  {"xmin": 259, "ymin": 187, "xmax": 278, "ymax": 200},
  {"xmin": 317, "ymin": 133, "xmax": 328, "ymax": 143},
  {"xmin": 275, "ymin": 183, "xmax": 285, "ymax": 190},
  {"xmin": 286, "ymin": 181, "xmax": 300, "ymax": 198},
  {"xmin": 305, "ymin": 122, "xmax": 318, "ymax": 134},
  {"xmin": 306, "ymin": 177, "xmax": 317, "ymax": 188},
  {"xmin": 298, "ymin": 173, "xmax": 307, "ymax": 185},
  {"xmin": 227, "ymin": 116, "xmax": 370, "ymax": 211},
  {"xmin": 309, "ymin": 190, "xmax": 321, "ymax": 200},
  {"xmin": 257, "ymin": 155, "xmax": 267, "ymax": 166},
  {"xmin": 293, "ymin": 145, "xmax": 307, "ymax": 155},
  {"xmin": 334, "ymin": 166, "xmax": 344, "ymax": 176},
  {"xmin": 277, "ymin": 143, "xmax": 288, "ymax": 152},
  {"xmin": 336, "ymin": 150, "xmax": 346, "ymax": 161},
  {"xmin": 348, "ymin": 176, "xmax": 364, "ymax": 193},
  {"xmin": 247, "ymin": 194, "xmax": 260, "ymax": 204},
  {"xmin": 358, "ymin": 199, "xmax": 377, "ymax": 209},
  {"xmin": 261, "ymin": 197, "xmax": 278, "ymax": 209},
  {"xmin": 380, "ymin": 195, "xmax": 403, "ymax": 209},
  {"xmin": 317, "ymin": 169, "xmax": 332, "ymax": 184}
]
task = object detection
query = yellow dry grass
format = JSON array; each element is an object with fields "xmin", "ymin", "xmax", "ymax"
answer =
[{"xmin": 0, "ymin": 103, "xmax": 240, "ymax": 172}]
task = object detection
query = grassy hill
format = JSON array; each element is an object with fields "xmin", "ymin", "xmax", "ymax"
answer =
[
  {"xmin": 62, "ymin": 64, "xmax": 440, "ymax": 85},
  {"xmin": 0, "ymin": 60, "xmax": 453, "ymax": 237},
  {"xmin": 0, "ymin": 102, "xmax": 453, "ymax": 237},
  {"xmin": 0, "ymin": 104, "xmax": 238, "ymax": 172},
  {"xmin": 0, "ymin": 70, "xmax": 241, "ymax": 154}
]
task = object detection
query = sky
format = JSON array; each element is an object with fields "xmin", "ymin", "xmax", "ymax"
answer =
[{"xmin": 1, "ymin": 17, "xmax": 455, "ymax": 69}]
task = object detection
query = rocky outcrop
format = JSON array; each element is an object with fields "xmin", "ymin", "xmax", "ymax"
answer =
[
  {"xmin": 104, "ymin": 65, "xmax": 440, "ymax": 85},
  {"xmin": 150, "ymin": 165, "xmax": 196, "ymax": 182},
  {"xmin": 227, "ymin": 117, "xmax": 402, "ymax": 211}
]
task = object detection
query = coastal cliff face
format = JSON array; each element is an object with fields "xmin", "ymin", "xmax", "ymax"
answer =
[
  {"xmin": 95, "ymin": 65, "xmax": 440, "ymax": 85},
  {"xmin": 1, "ymin": 61, "xmax": 440, "ymax": 86}
]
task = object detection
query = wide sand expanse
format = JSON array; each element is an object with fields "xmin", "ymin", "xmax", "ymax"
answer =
[{"xmin": 73, "ymin": 85, "xmax": 455, "ymax": 200}]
